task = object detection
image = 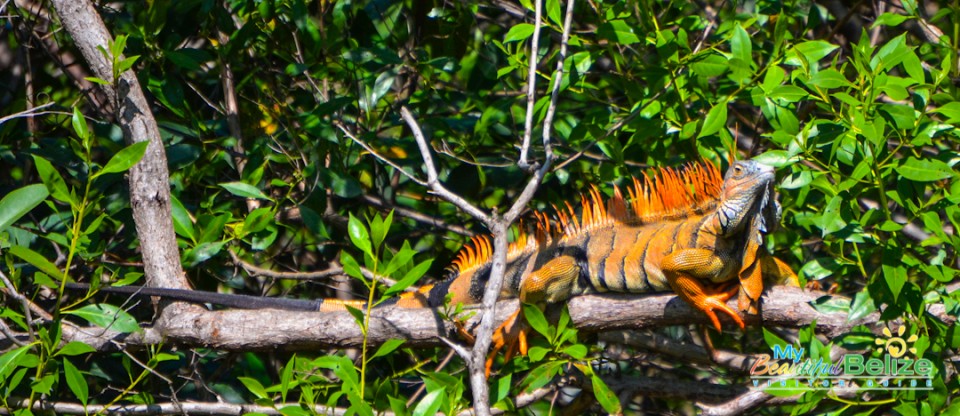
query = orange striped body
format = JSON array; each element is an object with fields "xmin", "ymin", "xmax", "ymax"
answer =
[{"xmin": 323, "ymin": 160, "xmax": 798, "ymax": 338}]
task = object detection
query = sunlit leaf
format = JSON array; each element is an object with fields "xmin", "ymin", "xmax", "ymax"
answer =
[{"xmin": 0, "ymin": 184, "xmax": 48, "ymax": 234}]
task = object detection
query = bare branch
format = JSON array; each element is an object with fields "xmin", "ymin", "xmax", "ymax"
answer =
[
  {"xmin": 0, "ymin": 268, "xmax": 36, "ymax": 342},
  {"xmin": 228, "ymin": 250, "xmax": 406, "ymax": 288},
  {"xmin": 0, "ymin": 101, "xmax": 56, "ymax": 125},
  {"xmin": 0, "ymin": 399, "xmax": 373, "ymax": 416},
  {"xmin": 518, "ymin": 0, "xmax": 544, "ymax": 169},
  {"xmin": 399, "ymin": 106, "xmax": 492, "ymax": 224},
  {"xmin": 360, "ymin": 193, "xmax": 473, "ymax": 236},
  {"xmin": 336, "ymin": 121, "xmax": 428, "ymax": 187}
]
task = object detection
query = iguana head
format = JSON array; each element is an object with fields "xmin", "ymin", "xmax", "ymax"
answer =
[{"xmin": 716, "ymin": 160, "xmax": 780, "ymax": 237}]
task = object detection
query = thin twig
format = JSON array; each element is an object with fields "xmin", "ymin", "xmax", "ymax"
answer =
[
  {"xmin": 227, "ymin": 250, "xmax": 406, "ymax": 288},
  {"xmin": 399, "ymin": 107, "xmax": 492, "ymax": 224},
  {"xmin": 360, "ymin": 193, "xmax": 473, "ymax": 236},
  {"xmin": 518, "ymin": 0, "xmax": 544, "ymax": 169},
  {"xmin": 0, "ymin": 268, "xmax": 36, "ymax": 342},
  {"xmin": 0, "ymin": 102, "xmax": 56, "ymax": 125},
  {"xmin": 336, "ymin": 121, "xmax": 428, "ymax": 187},
  {"xmin": 0, "ymin": 399, "xmax": 372, "ymax": 416},
  {"xmin": 110, "ymin": 340, "xmax": 175, "ymax": 385}
]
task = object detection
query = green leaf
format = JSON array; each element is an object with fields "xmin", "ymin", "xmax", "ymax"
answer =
[
  {"xmin": 785, "ymin": 40, "xmax": 838, "ymax": 66},
  {"xmin": 219, "ymin": 182, "xmax": 272, "ymax": 200},
  {"xmin": 895, "ymin": 157, "xmax": 955, "ymax": 182},
  {"xmin": 71, "ymin": 108, "xmax": 90, "ymax": 140},
  {"xmin": 95, "ymin": 141, "xmax": 150, "ymax": 178},
  {"xmin": 730, "ymin": 23, "xmax": 752, "ymax": 65},
  {"xmin": 591, "ymin": 375, "xmax": 622, "ymax": 414},
  {"xmin": 239, "ymin": 376, "xmax": 269, "ymax": 399},
  {"xmin": 523, "ymin": 361, "xmax": 563, "ymax": 391},
  {"xmin": 369, "ymin": 211, "xmax": 393, "ymax": 251},
  {"xmin": 0, "ymin": 184, "xmax": 48, "ymax": 234},
  {"xmin": 412, "ymin": 387, "xmax": 445, "ymax": 416},
  {"xmin": 83, "ymin": 76, "xmax": 111, "ymax": 86},
  {"xmin": 347, "ymin": 213, "xmax": 372, "ymax": 256},
  {"xmin": 698, "ymin": 100, "xmax": 728, "ymax": 138},
  {"xmin": 809, "ymin": 296, "xmax": 849, "ymax": 315},
  {"xmin": 871, "ymin": 33, "xmax": 910, "ymax": 72},
  {"xmin": 116, "ymin": 55, "xmax": 140, "ymax": 73},
  {"xmin": 690, "ymin": 52, "xmax": 728, "ymax": 77},
  {"xmin": 872, "ymin": 13, "xmax": 912, "ymax": 27},
  {"xmin": 169, "ymin": 194, "xmax": 196, "ymax": 242},
  {"xmin": 764, "ymin": 382, "xmax": 809, "ymax": 397},
  {"xmin": 340, "ymin": 251, "xmax": 363, "ymax": 280},
  {"xmin": 878, "ymin": 104, "xmax": 915, "ymax": 130},
  {"xmin": 807, "ymin": 69, "xmax": 852, "ymax": 89},
  {"xmin": 31, "ymin": 373, "xmax": 56, "ymax": 395},
  {"xmin": 54, "ymin": 341, "xmax": 96, "ymax": 357},
  {"xmin": 63, "ymin": 304, "xmax": 140, "ymax": 333},
  {"xmin": 372, "ymin": 339, "xmax": 405, "ymax": 359},
  {"xmin": 561, "ymin": 344, "xmax": 587, "ymax": 360},
  {"xmin": 32, "ymin": 155, "xmax": 73, "ymax": 205},
  {"xmin": 383, "ymin": 259, "xmax": 432, "ymax": 297},
  {"xmin": 7, "ymin": 245, "xmax": 61, "ymax": 278},
  {"xmin": 522, "ymin": 303, "xmax": 550, "ymax": 338},
  {"xmin": 62, "ymin": 358, "xmax": 89, "ymax": 406},
  {"xmin": 883, "ymin": 264, "xmax": 907, "ymax": 302},
  {"xmin": 0, "ymin": 345, "xmax": 32, "ymax": 380},
  {"xmin": 597, "ymin": 20, "xmax": 640, "ymax": 45},
  {"xmin": 848, "ymin": 290, "xmax": 877, "ymax": 322},
  {"xmin": 762, "ymin": 327, "xmax": 789, "ymax": 349},
  {"xmin": 503, "ymin": 23, "xmax": 535, "ymax": 43},
  {"xmin": 278, "ymin": 356, "xmax": 294, "ymax": 402},
  {"xmin": 769, "ymin": 85, "xmax": 809, "ymax": 102},
  {"xmin": 933, "ymin": 102, "xmax": 960, "ymax": 123},
  {"xmin": 345, "ymin": 305, "xmax": 366, "ymax": 327},
  {"xmin": 781, "ymin": 170, "xmax": 814, "ymax": 189}
]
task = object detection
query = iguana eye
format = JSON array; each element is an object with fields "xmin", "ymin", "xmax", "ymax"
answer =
[{"xmin": 733, "ymin": 165, "xmax": 743, "ymax": 175}]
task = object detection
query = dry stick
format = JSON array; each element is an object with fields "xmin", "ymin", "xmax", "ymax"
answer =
[
  {"xmin": 517, "ymin": 0, "xmax": 543, "ymax": 169},
  {"xmin": 360, "ymin": 193, "xmax": 473, "ymax": 236},
  {"xmin": 0, "ymin": 385, "xmax": 561, "ymax": 416},
  {"xmin": 0, "ymin": 268, "xmax": 36, "ymax": 343},
  {"xmin": 337, "ymin": 121, "xmax": 428, "ymax": 187},
  {"xmin": 0, "ymin": 399, "xmax": 368, "ymax": 416},
  {"xmin": 18, "ymin": 286, "xmax": 956, "ymax": 353},
  {"xmin": 227, "ymin": 250, "xmax": 407, "ymax": 288}
]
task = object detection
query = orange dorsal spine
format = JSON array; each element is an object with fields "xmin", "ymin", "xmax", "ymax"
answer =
[{"xmin": 449, "ymin": 161, "xmax": 724, "ymax": 275}]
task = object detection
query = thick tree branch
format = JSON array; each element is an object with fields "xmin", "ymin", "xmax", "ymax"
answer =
[
  {"xmin": 44, "ymin": 286, "xmax": 935, "ymax": 353},
  {"xmin": 50, "ymin": 0, "xmax": 189, "ymax": 295},
  {"xmin": 0, "ymin": 399, "xmax": 365, "ymax": 416}
]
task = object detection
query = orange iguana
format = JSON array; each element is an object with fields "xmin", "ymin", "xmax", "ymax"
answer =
[{"xmin": 65, "ymin": 159, "xmax": 797, "ymax": 368}]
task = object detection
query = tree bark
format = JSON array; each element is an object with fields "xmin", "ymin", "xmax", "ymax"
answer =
[{"xmin": 49, "ymin": 0, "xmax": 190, "ymax": 296}]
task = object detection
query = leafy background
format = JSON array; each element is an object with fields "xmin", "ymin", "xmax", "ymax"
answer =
[{"xmin": 0, "ymin": 0, "xmax": 958, "ymax": 414}]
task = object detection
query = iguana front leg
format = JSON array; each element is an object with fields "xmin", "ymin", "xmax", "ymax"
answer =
[
  {"xmin": 486, "ymin": 255, "xmax": 581, "ymax": 375},
  {"xmin": 661, "ymin": 248, "xmax": 744, "ymax": 331}
]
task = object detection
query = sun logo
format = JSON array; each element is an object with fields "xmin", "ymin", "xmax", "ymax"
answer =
[{"xmin": 875, "ymin": 326, "xmax": 918, "ymax": 359}]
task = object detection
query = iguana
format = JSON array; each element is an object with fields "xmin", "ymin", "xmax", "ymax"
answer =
[{"xmin": 64, "ymin": 159, "xmax": 797, "ymax": 370}]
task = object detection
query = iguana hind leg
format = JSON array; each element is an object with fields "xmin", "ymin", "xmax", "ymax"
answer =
[
  {"xmin": 486, "ymin": 255, "xmax": 581, "ymax": 375},
  {"xmin": 662, "ymin": 248, "xmax": 744, "ymax": 331}
]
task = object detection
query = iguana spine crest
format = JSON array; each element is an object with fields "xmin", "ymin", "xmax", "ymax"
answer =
[{"xmin": 449, "ymin": 162, "xmax": 724, "ymax": 275}]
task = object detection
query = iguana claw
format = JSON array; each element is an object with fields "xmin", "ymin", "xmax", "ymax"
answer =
[{"xmin": 485, "ymin": 309, "xmax": 529, "ymax": 376}]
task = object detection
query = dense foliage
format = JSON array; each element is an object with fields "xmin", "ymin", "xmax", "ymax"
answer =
[{"xmin": 1, "ymin": 0, "xmax": 958, "ymax": 414}]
